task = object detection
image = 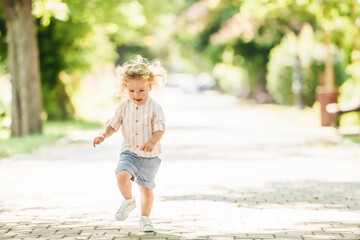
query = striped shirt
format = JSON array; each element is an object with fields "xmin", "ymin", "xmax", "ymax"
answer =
[{"xmin": 107, "ymin": 97, "xmax": 165, "ymax": 158}]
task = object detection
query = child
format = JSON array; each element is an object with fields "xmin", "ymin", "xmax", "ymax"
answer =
[{"xmin": 93, "ymin": 55, "xmax": 166, "ymax": 232}]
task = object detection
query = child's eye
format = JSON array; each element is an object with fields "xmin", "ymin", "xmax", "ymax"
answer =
[{"xmin": 140, "ymin": 90, "xmax": 144, "ymax": 92}]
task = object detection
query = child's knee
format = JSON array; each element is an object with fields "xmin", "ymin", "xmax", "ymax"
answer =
[
  {"xmin": 139, "ymin": 186, "xmax": 153, "ymax": 195},
  {"xmin": 116, "ymin": 171, "xmax": 132, "ymax": 181}
]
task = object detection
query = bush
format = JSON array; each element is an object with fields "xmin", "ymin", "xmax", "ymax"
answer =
[
  {"xmin": 212, "ymin": 62, "xmax": 250, "ymax": 97},
  {"xmin": 266, "ymin": 34, "xmax": 296, "ymax": 105},
  {"xmin": 266, "ymin": 26, "xmax": 347, "ymax": 107}
]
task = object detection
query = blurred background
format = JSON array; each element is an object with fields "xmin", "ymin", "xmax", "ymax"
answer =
[{"xmin": 1, "ymin": 0, "xmax": 360, "ymax": 157}]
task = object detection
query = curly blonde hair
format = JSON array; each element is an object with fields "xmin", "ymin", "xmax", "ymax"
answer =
[{"xmin": 115, "ymin": 55, "xmax": 167, "ymax": 93}]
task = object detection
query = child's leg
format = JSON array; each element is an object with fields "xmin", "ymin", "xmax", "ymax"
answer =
[
  {"xmin": 116, "ymin": 171, "xmax": 133, "ymax": 199},
  {"xmin": 139, "ymin": 186, "xmax": 153, "ymax": 216}
]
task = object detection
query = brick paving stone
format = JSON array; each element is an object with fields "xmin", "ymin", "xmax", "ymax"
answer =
[
  {"xmin": 0, "ymin": 236, "xmax": 14, "ymax": 240},
  {"xmin": 301, "ymin": 234, "xmax": 341, "ymax": 240},
  {"xmin": 208, "ymin": 237, "xmax": 234, "ymax": 240},
  {"xmin": 232, "ymin": 235, "xmax": 258, "ymax": 240},
  {"xmin": 245, "ymin": 233, "xmax": 275, "ymax": 239},
  {"xmin": 339, "ymin": 233, "xmax": 360, "ymax": 239}
]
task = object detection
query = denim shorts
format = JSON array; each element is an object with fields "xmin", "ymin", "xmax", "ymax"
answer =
[{"xmin": 115, "ymin": 150, "xmax": 161, "ymax": 189}]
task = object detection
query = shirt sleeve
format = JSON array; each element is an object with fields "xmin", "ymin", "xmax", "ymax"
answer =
[
  {"xmin": 106, "ymin": 104, "xmax": 123, "ymax": 132},
  {"xmin": 152, "ymin": 104, "xmax": 166, "ymax": 133}
]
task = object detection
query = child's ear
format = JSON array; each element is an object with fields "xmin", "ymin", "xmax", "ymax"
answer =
[{"xmin": 149, "ymin": 84, "xmax": 152, "ymax": 90}]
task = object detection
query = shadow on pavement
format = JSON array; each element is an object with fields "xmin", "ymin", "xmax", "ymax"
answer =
[{"xmin": 161, "ymin": 180, "xmax": 360, "ymax": 210}]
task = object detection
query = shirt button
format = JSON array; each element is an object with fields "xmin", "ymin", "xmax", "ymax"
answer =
[
  {"xmin": 136, "ymin": 133, "xmax": 138, "ymax": 136},
  {"xmin": 136, "ymin": 120, "xmax": 138, "ymax": 122},
  {"xmin": 136, "ymin": 107, "xmax": 138, "ymax": 110},
  {"xmin": 136, "ymin": 145, "xmax": 139, "ymax": 148}
]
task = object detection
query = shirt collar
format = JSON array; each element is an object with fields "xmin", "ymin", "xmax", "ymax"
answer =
[{"xmin": 130, "ymin": 97, "xmax": 151, "ymax": 109}]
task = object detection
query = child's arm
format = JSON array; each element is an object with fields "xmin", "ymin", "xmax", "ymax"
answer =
[
  {"xmin": 140, "ymin": 130, "xmax": 164, "ymax": 152},
  {"xmin": 93, "ymin": 125, "xmax": 116, "ymax": 147}
]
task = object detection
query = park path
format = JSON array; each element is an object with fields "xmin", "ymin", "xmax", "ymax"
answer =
[{"xmin": 1, "ymin": 88, "xmax": 360, "ymax": 240}]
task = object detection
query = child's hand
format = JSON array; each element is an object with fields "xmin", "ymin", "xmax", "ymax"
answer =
[
  {"xmin": 140, "ymin": 142, "xmax": 154, "ymax": 152},
  {"xmin": 93, "ymin": 135, "xmax": 105, "ymax": 147}
]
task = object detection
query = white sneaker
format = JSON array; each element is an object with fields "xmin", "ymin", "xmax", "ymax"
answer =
[
  {"xmin": 115, "ymin": 197, "xmax": 136, "ymax": 221},
  {"xmin": 139, "ymin": 216, "xmax": 154, "ymax": 232}
]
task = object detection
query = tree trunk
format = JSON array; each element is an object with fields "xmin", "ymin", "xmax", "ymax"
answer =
[
  {"xmin": 323, "ymin": 29, "xmax": 334, "ymax": 89},
  {"xmin": 2, "ymin": 0, "xmax": 43, "ymax": 136}
]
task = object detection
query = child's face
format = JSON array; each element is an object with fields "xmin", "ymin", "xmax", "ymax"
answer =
[{"xmin": 127, "ymin": 79, "xmax": 151, "ymax": 105}]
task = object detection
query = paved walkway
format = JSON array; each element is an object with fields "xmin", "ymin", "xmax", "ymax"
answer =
[{"xmin": 1, "ymin": 89, "xmax": 360, "ymax": 240}]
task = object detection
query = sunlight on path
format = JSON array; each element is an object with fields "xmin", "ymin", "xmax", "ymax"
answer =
[{"xmin": 1, "ymin": 88, "xmax": 360, "ymax": 239}]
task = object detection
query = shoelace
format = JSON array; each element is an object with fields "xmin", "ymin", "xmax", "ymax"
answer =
[
  {"xmin": 141, "ymin": 218, "xmax": 153, "ymax": 228},
  {"xmin": 118, "ymin": 202, "xmax": 130, "ymax": 217}
]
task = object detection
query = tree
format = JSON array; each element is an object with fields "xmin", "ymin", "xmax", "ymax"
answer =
[{"xmin": 1, "ymin": 0, "xmax": 43, "ymax": 136}]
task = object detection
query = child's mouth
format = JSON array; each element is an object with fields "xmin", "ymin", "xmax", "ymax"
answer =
[{"xmin": 135, "ymin": 98, "xmax": 142, "ymax": 102}]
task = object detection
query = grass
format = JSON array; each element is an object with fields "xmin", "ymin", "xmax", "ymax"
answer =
[
  {"xmin": 337, "ymin": 112, "xmax": 360, "ymax": 144},
  {"xmin": 0, "ymin": 120, "xmax": 101, "ymax": 158},
  {"xmin": 343, "ymin": 135, "xmax": 360, "ymax": 144}
]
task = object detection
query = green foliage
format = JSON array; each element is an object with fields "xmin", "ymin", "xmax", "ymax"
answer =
[
  {"xmin": 242, "ymin": 0, "xmax": 318, "ymax": 42},
  {"xmin": 213, "ymin": 62, "xmax": 250, "ymax": 96},
  {"xmin": 344, "ymin": 134, "xmax": 360, "ymax": 144},
  {"xmin": 172, "ymin": 0, "xmax": 242, "ymax": 72},
  {"xmin": 1, "ymin": 0, "xmax": 188, "ymax": 121},
  {"xmin": 337, "ymin": 50, "xmax": 360, "ymax": 126},
  {"xmin": 37, "ymin": 19, "xmax": 89, "ymax": 119},
  {"xmin": 209, "ymin": 40, "xmax": 272, "ymax": 97},
  {"xmin": 116, "ymin": 45, "xmax": 153, "ymax": 66},
  {"xmin": 173, "ymin": 0, "xmax": 321, "ymax": 96},
  {"xmin": 310, "ymin": 0, "xmax": 356, "ymax": 65},
  {"xmin": 171, "ymin": 0, "xmax": 359, "ymax": 107},
  {"xmin": 266, "ymin": 40, "xmax": 294, "ymax": 105},
  {"xmin": 232, "ymin": 39, "xmax": 274, "ymax": 95},
  {"xmin": 267, "ymin": 30, "xmax": 347, "ymax": 106}
]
